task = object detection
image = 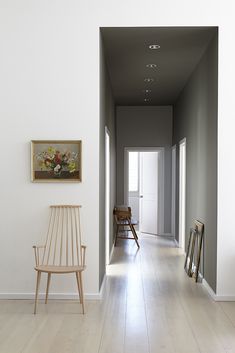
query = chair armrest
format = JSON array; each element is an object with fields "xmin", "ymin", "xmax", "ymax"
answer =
[
  {"xmin": 32, "ymin": 245, "xmax": 45, "ymax": 266},
  {"xmin": 81, "ymin": 245, "xmax": 87, "ymax": 267}
]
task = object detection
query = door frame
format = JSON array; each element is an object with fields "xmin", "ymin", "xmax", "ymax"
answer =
[
  {"xmin": 179, "ymin": 138, "xmax": 186, "ymax": 250},
  {"xmin": 124, "ymin": 147, "xmax": 165, "ymax": 235},
  {"xmin": 171, "ymin": 145, "xmax": 176, "ymax": 238},
  {"xmin": 105, "ymin": 126, "xmax": 111, "ymax": 265},
  {"xmin": 128, "ymin": 151, "xmax": 140, "ymax": 225}
]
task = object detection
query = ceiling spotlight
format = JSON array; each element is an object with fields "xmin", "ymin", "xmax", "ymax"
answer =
[
  {"xmin": 143, "ymin": 89, "xmax": 152, "ymax": 93},
  {"xmin": 149, "ymin": 44, "xmax": 160, "ymax": 50},
  {"xmin": 146, "ymin": 63, "xmax": 157, "ymax": 68},
  {"xmin": 144, "ymin": 98, "xmax": 150, "ymax": 102},
  {"xmin": 144, "ymin": 78, "xmax": 154, "ymax": 83}
]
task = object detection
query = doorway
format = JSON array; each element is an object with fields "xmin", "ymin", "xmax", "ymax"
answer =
[
  {"xmin": 124, "ymin": 147, "xmax": 164, "ymax": 236},
  {"xmin": 179, "ymin": 138, "xmax": 186, "ymax": 250}
]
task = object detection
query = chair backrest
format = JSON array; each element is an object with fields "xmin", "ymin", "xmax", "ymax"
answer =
[
  {"xmin": 42, "ymin": 205, "xmax": 83, "ymax": 267},
  {"xmin": 113, "ymin": 205, "xmax": 132, "ymax": 221}
]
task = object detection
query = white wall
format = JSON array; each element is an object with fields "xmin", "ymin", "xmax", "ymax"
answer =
[
  {"xmin": 0, "ymin": 1, "xmax": 100, "ymax": 297},
  {"xmin": 173, "ymin": 34, "xmax": 218, "ymax": 291},
  {"xmin": 0, "ymin": 0, "xmax": 234, "ymax": 298}
]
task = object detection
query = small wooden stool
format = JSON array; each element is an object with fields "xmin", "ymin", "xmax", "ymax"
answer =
[{"xmin": 113, "ymin": 206, "xmax": 140, "ymax": 248}]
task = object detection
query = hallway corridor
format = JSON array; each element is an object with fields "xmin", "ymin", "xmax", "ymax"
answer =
[{"xmin": 1, "ymin": 235, "xmax": 235, "ymax": 353}]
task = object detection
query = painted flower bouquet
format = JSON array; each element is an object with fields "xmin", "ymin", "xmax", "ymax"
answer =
[{"xmin": 35, "ymin": 146, "xmax": 78, "ymax": 176}]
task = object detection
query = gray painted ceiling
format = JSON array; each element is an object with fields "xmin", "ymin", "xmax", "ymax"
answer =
[{"xmin": 101, "ymin": 27, "xmax": 217, "ymax": 105}]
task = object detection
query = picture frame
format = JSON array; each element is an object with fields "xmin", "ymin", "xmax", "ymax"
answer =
[
  {"xmin": 31, "ymin": 140, "xmax": 82, "ymax": 183},
  {"xmin": 184, "ymin": 220, "xmax": 204, "ymax": 282},
  {"xmin": 194, "ymin": 220, "xmax": 204, "ymax": 282},
  {"xmin": 184, "ymin": 227, "xmax": 196, "ymax": 276}
]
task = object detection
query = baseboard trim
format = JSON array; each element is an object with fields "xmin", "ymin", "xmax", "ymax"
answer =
[
  {"xmin": 99, "ymin": 274, "xmax": 107, "ymax": 300},
  {"xmin": 174, "ymin": 239, "xmax": 179, "ymax": 247},
  {"xmin": 202, "ymin": 278, "xmax": 235, "ymax": 302},
  {"xmin": 159, "ymin": 233, "xmax": 174, "ymax": 237},
  {"xmin": 202, "ymin": 279, "xmax": 217, "ymax": 300},
  {"xmin": 0, "ymin": 292, "xmax": 101, "ymax": 300},
  {"xmin": 109, "ymin": 244, "xmax": 114, "ymax": 263},
  {"xmin": 0, "ymin": 275, "xmax": 107, "ymax": 301},
  {"xmin": 214, "ymin": 295, "xmax": 235, "ymax": 302},
  {"xmin": 0, "ymin": 276, "xmax": 107, "ymax": 301},
  {"xmin": 201, "ymin": 279, "xmax": 235, "ymax": 301}
]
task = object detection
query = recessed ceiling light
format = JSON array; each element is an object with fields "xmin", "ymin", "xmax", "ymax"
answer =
[
  {"xmin": 146, "ymin": 63, "xmax": 157, "ymax": 68},
  {"xmin": 143, "ymin": 89, "xmax": 152, "ymax": 93},
  {"xmin": 144, "ymin": 78, "xmax": 154, "ymax": 83},
  {"xmin": 144, "ymin": 98, "xmax": 150, "ymax": 102},
  {"xmin": 149, "ymin": 44, "xmax": 160, "ymax": 50}
]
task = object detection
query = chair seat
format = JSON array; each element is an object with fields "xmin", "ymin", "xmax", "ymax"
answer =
[
  {"xmin": 116, "ymin": 218, "xmax": 138, "ymax": 225},
  {"xmin": 35, "ymin": 265, "xmax": 85, "ymax": 274}
]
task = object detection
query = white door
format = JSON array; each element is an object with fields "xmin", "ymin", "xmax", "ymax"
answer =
[
  {"xmin": 139, "ymin": 152, "xmax": 159, "ymax": 235},
  {"xmin": 128, "ymin": 151, "xmax": 140, "ymax": 224},
  {"xmin": 179, "ymin": 139, "xmax": 186, "ymax": 250}
]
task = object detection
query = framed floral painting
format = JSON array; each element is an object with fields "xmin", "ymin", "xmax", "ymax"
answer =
[{"xmin": 31, "ymin": 140, "xmax": 82, "ymax": 182}]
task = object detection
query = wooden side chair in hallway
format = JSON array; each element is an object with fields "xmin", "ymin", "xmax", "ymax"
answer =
[
  {"xmin": 33, "ymin": 205, "xmax": 86, "ymax": 314},
  {"xmin": 113, "ymin": 205, "xmax": 140, "ymax": 248}
]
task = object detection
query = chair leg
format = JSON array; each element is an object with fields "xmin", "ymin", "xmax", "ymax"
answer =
[
  {"xmin": 76, "ymin": 272, "xmax": 82, "ymax": 303},
  {"xmin": 78, "ymin": 271, "xmax": 85, "ymax": 314},
  {"xmin": 134, "ymin": 227, "xmax": 138, "ymax": 239},
  {"xmin": 45, "ymin": 273, "xmax": 51, "ymax": 304},
  {"xmin": 34, "ymin": 271, "xmax": 41, "ymax": 315},
  {"xmin": 131, "ymin": 224, "xmax": 138, "ymax": 239},
  {"xmin": 130, "ymin": 224, "xmax": 140, "ymax": 248}
]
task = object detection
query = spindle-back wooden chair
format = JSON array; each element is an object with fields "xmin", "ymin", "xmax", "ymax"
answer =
[{"xmin": 33, "ymin": 205, "xmax": 86, "ymax": 314}]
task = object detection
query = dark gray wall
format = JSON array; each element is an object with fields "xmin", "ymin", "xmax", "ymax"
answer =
[
  {"xmin": 116, "ymin": 106, "xmax": 173, "ymax": 234},
  {"xmin": 173, "ymin": 32, "xmax": 218, "ymax": 291},
  {"xmin": 99, "ymin": 34, "xmax": 116, "ymax": 288}
]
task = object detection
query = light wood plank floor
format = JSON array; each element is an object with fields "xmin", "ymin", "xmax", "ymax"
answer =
[{"xmin": 1, "ymin": 234, "xmax": 235, "ymax": 353}]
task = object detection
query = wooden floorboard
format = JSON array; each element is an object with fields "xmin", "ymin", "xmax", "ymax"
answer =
[{"xmin": 1, "ymin": 234, "xmax": 235, "ymax": 353}]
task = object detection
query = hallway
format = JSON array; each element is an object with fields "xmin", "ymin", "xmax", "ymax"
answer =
[{"xmin": 1, "ymin": 235, "xmax": 235, "ymax": 353}]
